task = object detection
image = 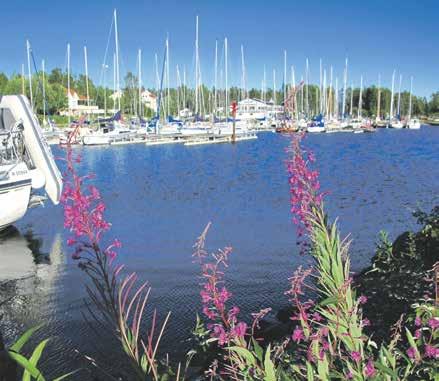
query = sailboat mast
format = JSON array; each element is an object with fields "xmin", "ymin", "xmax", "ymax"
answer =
[
  {"xmin": 67, "ymin": 43, "xmax": 71, "ymax": 124},
  {"xmin": 195, "ymin": 15, "xmax": 199, "ymax": 116},
  {"xmin": 319, "ymin": 58, "xmax": 322, "ymax": 114},
  {"xmin": 350, "ymin": 83, "xmax": 354, "ymax": 117},
  {"xmin": 284, "ymin": 50, "xmax": 287, "ymax": 106},
  {"xmin": 42, "ymin": 59, "xmax": 46, "ymax": 124},
  {"xmin": 263, "ymin": 65, "xmax": 266, "ymax": 103},
  {"xmin": 390, "ymin": 70, "xmax": 395, "ymax": 119},
  {"xmin": 358, "ymin": 75, "xmax": 363, "ymax": 119},
  {"xmin": 114, "ymin": 9, "xmax": 120, "ymax": 111},
  {"xmin": 26, "ymin": 40, "xmax": 33, "ymax": 109},
  {"xmin": 377, "ymin": 74, "xmax": 381, "ymax": 120},
  {"xmin": 113, "ymin": 53, "xmax": 116, "ymax": 112},
  {"xmin": 305, "ymin": 58, "xmax": 309, "ymax": 117},
  {"xmin": 225, "ymin": 37, "xmax": 228, "ymax": 124},
  {"xmin": 138, "ymin": 48, "xmax": 142, "ymax": 118},
  {"xmin": 176, "ymin": 64, "xmax": 181, "ymax": 117},
  {"xmin": 397, "ymin": 74, "xmax": 402, "ymax": 118},
  {"xmin": 342, "ymin": 58, "xmax": 348, "ymax": 119},
  {"xmin": 166, "ymin": 37, "xmax": 170, "ymax": 118},
  {"xmin": 329, "ymin": 66, "xmax": 333, "ymax": 119},
  {"xmin": 84, "ymin": 46, "xmax": 90, "ymax": 110},
  {"xmin": 408, "ymin": 76, "xmax": 413, "ymax": 120},
  {"xmin": 214, "ymin": 39, "xmax": 218, "ymax": 115},
  {"xmin": 183, "ymin": 65, "xmax": 186, "ymax": 110},
  {"xmin": 335, "ymin": 77, "xmax": 338, "ymax": 119},
  {"xmin": 273, "ymin": 69, "xmax": 276, "ymax": 119}
]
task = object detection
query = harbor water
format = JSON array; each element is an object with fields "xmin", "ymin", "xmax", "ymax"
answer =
[{"xmin": 0, "ymin": 128, "xmax": 438, "ymax": 378}]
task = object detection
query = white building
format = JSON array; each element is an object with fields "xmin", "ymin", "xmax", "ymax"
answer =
[
  {"xmin": 61, "ymin": 89, "xmax": 103, "ymax": 116},
  {"xmin": 140, "ymin": 90, "xmax": 157, "ymax": 111},
  {"xmin": 237, "ymin": 98, "xmax": 283, "ymax": 120}
]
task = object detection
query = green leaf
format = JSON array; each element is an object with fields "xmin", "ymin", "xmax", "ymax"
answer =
[
  {"xmin": 374, "ymin": 361, "xmax": 398, "ymax": 380},
  {"xmin": 405, "ymin": 328, "xmax": 421, "ymax": 358},
  {"xmin": 306, "ymin": 361, "xmax": 314, "ymax": 381},
  {"xmin": 23, "ymin": 339, "xmax": 49, "ymax": 381},
  {"xmin": 319, "ymin": 296, "xmax": 338, "ymax": 307},
  {"xmin": 53, "ymin": 369, "xmax": 82, "ymax": 381},
  {"xmin": 226, "ymin": 346, "xmax": 256, "ymax": 367},
  {"xmin": 10, "ymin": 325, "xmax": 43, "ymax": 353},
  {"xmin": 263, "ymin": 344, "xmax": 276, "ymax": 381},
  {"xmin": 7, "ymin": 351, "xmax": 46, "ymax": 381},
  {"xmin": 252, "ymin": 338, "xmax": 263, "ymax": 362}
]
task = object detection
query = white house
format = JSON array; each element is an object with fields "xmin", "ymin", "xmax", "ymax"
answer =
[
  {"xmin": 140, "ymin": 90, "xmax": 157, "ymax": 111},
  {"xmin": 61, "ymin": 89, "xmax": 103, "ymax": 116}
]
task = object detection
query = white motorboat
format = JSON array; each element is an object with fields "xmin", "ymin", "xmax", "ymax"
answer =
[
  {"xmin": 82, "ymin": 123, "xmax": 133, "ymax": 145},
  {"xmin": 307, "ymin": 126, "xmax": 326, "ymax": 133},
  {"xmin": 389, "ymin": 119, "xmax": 404, "ymax": 129},
  {"xmin": 0, "ymin": 95, "xmax": 62, "ymax": 230},
  {"xmin": 407, "ymin": 118, "xmax": 421, "ymax": 129}
]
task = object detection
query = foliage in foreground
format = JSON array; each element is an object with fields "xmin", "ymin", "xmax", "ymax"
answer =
[{"xmin": 5, "ymin": 130, "xmax": 438, "ymax": 380}]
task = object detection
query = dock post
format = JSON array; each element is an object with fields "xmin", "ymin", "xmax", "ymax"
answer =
[{"xmin": 231, "ymin": 101, "xmax": 237, "ymax": 143}]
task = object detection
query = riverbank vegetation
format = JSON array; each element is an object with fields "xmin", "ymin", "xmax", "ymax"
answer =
[
  {"xmin": 2, "ymin": 70, "xmax": 439, "ymax": 119},
  {"xmin": 1, "ymin": 131, "xmax": 438, "ymax": 380}
]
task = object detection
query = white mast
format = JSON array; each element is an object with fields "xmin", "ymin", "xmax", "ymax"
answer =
[
  {"xmin": 154, "ymin": 53, "xmax": 160, "ymax": 93},
  {"xmin": 42, "ymin": 59, "xmax": 46, "ymax": 125},
  {"xmin": 305, "ymin": 58, "xmax": 309, "ymax": 116},
  {"xmin": 408, "ymin": 76, "xmax": 413, "ymax": 120},
  {"xmin": 323, "ymin": 69, "xmax": 327, "ymax": 118},
  {"xmin": 329, "ymin": 66, "xmax": 333, "ymax": 119},
  {"xmin": 26, "ymin": 40, "xmax": 33, "ymax": 109},
  {"xmin": 113, "ymin": 9, "xmax": 120, "ymax": 110},
  {"xmin": 225, "ymin": 37, "xmax": 228, "ymax": 124},
  {"xmin": 138, "ymin": 48, "xmax": 142, "ymax": 118},
  {"xmin": 335, "ymin": 77, "xmax": 338, "ymax": 118},
  {"xmin": 358, "ymin": 75, "xmax": 363, "ymax": 119},
  {"xmin": 390, "ymin": 70, "xmax": 395, "ymax": 119},
  {"xmin": 292, "ymin": 65, "xmax": 297, "ymax": 120},
  {"xmin": 241, "ymin": 44, "xmax": 247, "ymax": 100},
  {"xmin": 342, "ymin": 57, "xmax": 348, "ymax": 119},
  {"xmin": 67, "ymin": 43, "xmax": 71, "ymax": 124},
  {"xmin": 183, "ymin": 65, "xmax": 186, "ymax": 111},
  {"xmin": 397, "ymin": 74, "xmax": 402, "ymax": 118},
  {"xmin": 84, "ymin": 46, "xmax": 90, "ymax": 110},
  {"xmin": 176, "ymin": 64, "xmax": 181, "ymax": 117},
  {"xmin": 195, "ymin": 15, "xmax": 199, "ymax": 115},
  {"xmin": 113, "ymin": 53, "xmax": 116, "ymax": 112},
  {"xmin": 350, "ymin": 83, "xmax": 354, "ymax": 117},
  {"xmin": 377, "ymin": 74, "xmax": 381, "ymax": 121},
  {"xmin": 214, "ymin": 39, "xmax": 218, "ymax": 115},
  {"xmin": 319, "ymin": 58, "xmax": 322, "ymax": 113},
  {"xmin": 263, "ymin": 65, "xmax": 266, "ymax": 104},
  {"xmin": 284, "ymin": 50, "xmax": 287, "ymax": 105},
  {"xmin": 166, "ymin": 37, "xmax": 170, "ymax": 117}
]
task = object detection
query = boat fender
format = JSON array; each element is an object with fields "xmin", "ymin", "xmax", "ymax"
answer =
[{"xmin": 30, "ymin": 168, "xmax": 46, "ymax": 189}]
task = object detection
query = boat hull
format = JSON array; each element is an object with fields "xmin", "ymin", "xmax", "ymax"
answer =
[{"xmin": 0, "ymin": 163, "xmax": 32, "ymax": 231}]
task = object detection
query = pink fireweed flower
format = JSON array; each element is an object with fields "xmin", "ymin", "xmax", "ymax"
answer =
[
  {"xmin": 406, "ymin": 347, "xmax": 417, "ymax": 360},
  {"xmin": 358, "ymin": 295, "xmax": 368, "ymax": 305},
  {"xmin": 351, "ymin": 351, "xmax": 362, "ymax": 363},
  {"xmin": 286, "ymin": 133, "xmax": 324, "ymax": 245},
  {"xmin": 292, "ymin": 327, "xmax": 305, "ymax": 343},
  {"xmin": 415, "ymin": 316, "xmax": 422, "ymax": 327},
  {"xmin": 415, "ymin": 329, "xmax": 422, "ymax": 339},
  {"xmin": 424, "ymin": 344, "xmax": 439, "ymax": 359},
  {"xmin": 362, "ymin": 318, "xmax": 371, "ymax": 327},
  {"xmin": 194, "ymin": 225, "xmax": 246, "ymax": 346},
  {"xmin": 364, "ymin": 359, "xmax": 376, "ymax": 378},
  {"xmin": 428, "ymin": 317, "xmax": 439, "ymax": 330}
]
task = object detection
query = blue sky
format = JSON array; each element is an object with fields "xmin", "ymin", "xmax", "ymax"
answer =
[{"xmin": 2, "ymin": 0, "xmax": 438, "ymax": 96}]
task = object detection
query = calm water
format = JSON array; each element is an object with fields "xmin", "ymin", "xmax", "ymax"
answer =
[{"xmin": 1, "ymin": 128, "xmax": 438, "ymax": 378}]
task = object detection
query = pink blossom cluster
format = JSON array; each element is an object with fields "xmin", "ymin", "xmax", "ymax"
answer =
[
  {"xmin": 193, "ymin": 226, "xmax": 247, "ymax": 346},
  {"xmin": 60, "ymin": 140, "xmax": 120, "ymax": 264},
  {"xmin": 286, "ymin": 133, "xmax": 324, "ymax": 246}
]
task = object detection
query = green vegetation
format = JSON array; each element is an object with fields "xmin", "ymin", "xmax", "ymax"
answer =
[{"xmin": 0, "ymin": 69, "xmax": 436, "ymax": 119}]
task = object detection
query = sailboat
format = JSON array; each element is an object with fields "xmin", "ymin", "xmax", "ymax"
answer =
[{"xmin": 0, "ymin": 95, "xmax": 62, "ymax": 230}]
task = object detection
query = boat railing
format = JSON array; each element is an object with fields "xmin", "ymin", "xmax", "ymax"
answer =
[{"xmin": 0, "ymin": 121, "xmax": 26, "ymax": 164}]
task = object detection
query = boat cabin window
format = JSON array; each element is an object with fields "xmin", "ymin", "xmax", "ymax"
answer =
[{"xmin": 0, "ymin": 107, "xmax": 16, "ymax": 132}]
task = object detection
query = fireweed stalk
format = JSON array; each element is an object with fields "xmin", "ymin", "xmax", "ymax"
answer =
[
  {"xmin": 283, "ymin": 133, "xmax": 438, "ymax": 380},
  {"xmin": 61, "ymin": 128, "xmax": 171, "ymax": 381}
]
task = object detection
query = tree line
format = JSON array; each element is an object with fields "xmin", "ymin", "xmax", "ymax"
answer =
[{"xmin": 1, "ymin": 69, "xmax": 438, "ymax": 118}]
